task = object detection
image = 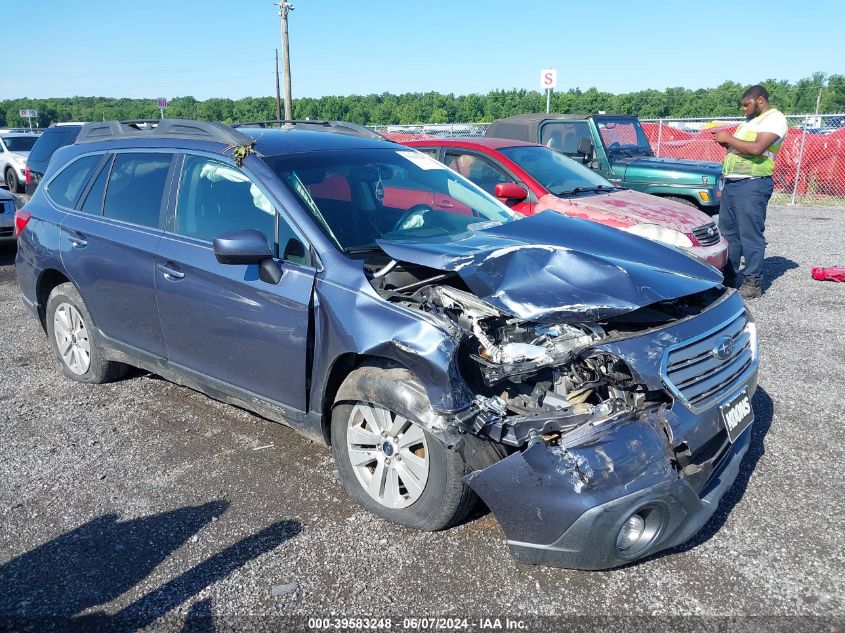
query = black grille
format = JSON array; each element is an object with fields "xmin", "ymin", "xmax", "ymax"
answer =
[
  {"xmin": 692, "ymin": 222, "xmax": 720, "ymax": 246},
  {"xmin": 0, "ymin": 227, "xmax": 13, "ymax": 237},
  {"xmin": 661, "ymin": 310, "xmax": 754, "ymax": 412}
]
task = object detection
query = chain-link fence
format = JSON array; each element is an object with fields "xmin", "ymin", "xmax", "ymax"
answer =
[
  {"xmin": 644, "ymin": 114, "xmax": 845, "ymax": 206},
  {"xmin": 372, "ymin": 114, "xmax": 845, "ymax": 207}
]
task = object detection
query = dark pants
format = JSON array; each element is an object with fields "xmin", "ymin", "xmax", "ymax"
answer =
[{"xmin": 718, "ymin": 176, "xmax": 774, "ymax": 282}]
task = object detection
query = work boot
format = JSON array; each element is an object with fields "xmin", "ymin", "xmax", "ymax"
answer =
[{"xmin": 739, "ymin": 277, "xmax": 762, "ymax": 300}]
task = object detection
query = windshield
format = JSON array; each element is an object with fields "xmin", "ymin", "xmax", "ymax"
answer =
[
  {"xmin": 2, "ymin": 136, "xmax": 38, "ymax": 152},
  {"xmin": 265, "ymin": 148, "xmax": 517, "ymax": 253},
  {"xmin": 593, "ymin": 117, "xmax": 653, "ymax": 157},
  {"xmin": 499, "ymin": 145, "xmax": 614, "ymax": 195}
]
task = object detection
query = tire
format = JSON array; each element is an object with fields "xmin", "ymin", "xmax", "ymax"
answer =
[
  {"xmin": 331, "ymin": 362, "xmax": 475, "ymax": 531},
  {"xmin": 4, "ymin": 167, "xmax": 20, "ymax": 193},
  {"xmin": 45, "ymin": 282, "xmax": 128, "ymax": 384},
  {"xmin": 661, "ymin": 195, "xmax": 699, "ymax": 209}
]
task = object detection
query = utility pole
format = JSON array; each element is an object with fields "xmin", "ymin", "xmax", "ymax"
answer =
[
  {"xmin": 275, "ymin": 48, "xmax": 282, "ymax": 121},
  {"xmin": 275, "ymin": 1, "xmax": 295, "ymax": 121}
]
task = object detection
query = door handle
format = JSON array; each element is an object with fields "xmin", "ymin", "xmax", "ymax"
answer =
[
  {"xmin": 157, "ymin": 262, "xmax": 185, "ymax": 280},
  {"xmin": 67, "ymin": 235, "xmax": 88, "ymax": 248},
  {"xmin": 433, "ymin": 199, "xmax": 454, "ymax": 209}
]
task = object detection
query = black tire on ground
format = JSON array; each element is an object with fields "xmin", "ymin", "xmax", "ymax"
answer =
[
  {"xmin": 45, "ymin": 282, "xmax": 128, "ymax": 384},
  {"xmin": 661, "ymin": 195, "xmax": 700, "ymax": 209},
  {"xmin": 5, "ymin": 168, "xmax": 21, "ymax": 193},
  {"xmin": 331, "ymin": 361, "xmax": 476, "ymax": 531}
]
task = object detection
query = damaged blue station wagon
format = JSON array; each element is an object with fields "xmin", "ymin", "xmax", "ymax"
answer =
[{"xmin": 15, "ymin": 119, "xmax": 758, "ymax": 570}]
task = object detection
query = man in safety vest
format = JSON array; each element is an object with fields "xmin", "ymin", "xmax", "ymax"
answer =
[{"xmin": 710, "ymin": 85, "xmax": 788, "ymax": 299}]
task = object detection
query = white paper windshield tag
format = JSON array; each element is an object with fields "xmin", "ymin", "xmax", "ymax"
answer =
[{"xmin": 397, "ymin": 150, "xmax": 444, "ymax": 171}]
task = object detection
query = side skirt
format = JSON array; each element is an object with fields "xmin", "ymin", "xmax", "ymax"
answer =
[{"xmin": 99, "ymin": 333, "xmax": 327, "ymax": 445}]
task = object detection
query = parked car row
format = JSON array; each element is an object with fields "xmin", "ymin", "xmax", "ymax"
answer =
[
  {"xmin": 404, "ymin": 137, "xmax": 727, "ymax": 268},
  {"xmin": 17, "ymin": 118, "xmax": 728, "ymax": 268},
  {"xmin": 14, "ymin": 118, "xmax": 756, "ymax": 570}
]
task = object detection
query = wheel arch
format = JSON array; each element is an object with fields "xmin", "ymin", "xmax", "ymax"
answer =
[
  {"xmin": 35, "ymin": 269, "xmax": 73, "ymax": 333},
  {"xmin": 319, "ymin": 353, "xmax": 414, "ymax": 446}
]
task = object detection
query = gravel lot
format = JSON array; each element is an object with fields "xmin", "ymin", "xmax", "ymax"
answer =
[{"xmin": 1, "ymin": 202, "xmax": 843, "ymax": 631}]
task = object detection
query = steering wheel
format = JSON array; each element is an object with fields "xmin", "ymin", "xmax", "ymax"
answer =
[
  {"xmin": 392, "ymin": 204, "xmax": 434, "ymax": 232},
  {"xmin": 606, "ymin": 141, "xmax": 621, "ymax": 152}
]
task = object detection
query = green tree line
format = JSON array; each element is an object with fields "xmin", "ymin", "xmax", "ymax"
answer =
[{"xmin": 3, "ymin": 73, "xmax": 843, "ymax": 128}]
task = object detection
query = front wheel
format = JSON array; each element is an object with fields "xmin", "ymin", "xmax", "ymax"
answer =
[
  {"xmin": 331, "ymin": 362, "xmax": 475, "ymax": 531},
  {"xmin": 5, "ymin": 168, "xmax": 20, "ymax": 193},
  {"xmin": 46, "ymin": 283, "xmax": 128, "ymax": 383},
  {"xmin": 661, "ymin": 195, "xmax": 699, "ymax": 209}
]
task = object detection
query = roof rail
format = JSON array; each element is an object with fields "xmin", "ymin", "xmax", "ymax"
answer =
[
  {"xmin": 232, "ymin": 119, "xmax": 387, "ymax": 140},
  {"xmin": 75, "ymin": 119, "xmax": 253, "ymax": 146}
]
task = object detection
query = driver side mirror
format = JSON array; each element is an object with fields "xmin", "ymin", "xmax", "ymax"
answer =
[
  {"xmin": 212, "ymin": 229, "xmax": 283, "ymax": 285},
  {"xmin": 494, "ymin": 182, "xmax": 528, "ymax": 201}
]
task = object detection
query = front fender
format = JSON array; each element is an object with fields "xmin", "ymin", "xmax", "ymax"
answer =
[{"xmin": 309, "ymin": 277, "xmax": 473, "ymax": 418}]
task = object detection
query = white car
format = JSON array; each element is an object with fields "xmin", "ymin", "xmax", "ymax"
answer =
[{"xmin": 1, "ymin": 133, "xmax": 39, "ymax": 193}]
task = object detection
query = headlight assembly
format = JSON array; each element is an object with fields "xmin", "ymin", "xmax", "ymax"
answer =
[{"xmin": 624, "ymin": 223, "xmax": 693, "ymax": 248}]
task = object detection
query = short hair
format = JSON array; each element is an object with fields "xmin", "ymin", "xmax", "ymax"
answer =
[{"xmin": 742, "ymin": 85, "xmax": 769, "ymax": 101}]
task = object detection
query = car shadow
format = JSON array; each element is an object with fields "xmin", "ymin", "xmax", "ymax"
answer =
[
  {"xmin": 0, "ymin": 501, "xmax": 301, "ymax": 630},
  {"xmin": 762, "ymin": 256, "xmax": 798, "ymax": 292},
  {"xmin": 645, "ymin": 386, "xmax": 774, "ymax": 562}
]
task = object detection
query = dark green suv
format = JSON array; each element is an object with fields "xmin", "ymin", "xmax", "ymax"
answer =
[{"xmin": 487, "ymin": 114, "xmax": 722, "ymax": 213}]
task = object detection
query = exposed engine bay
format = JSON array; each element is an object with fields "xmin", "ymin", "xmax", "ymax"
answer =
[{"xmin": 368, "ymin": 258, "xmax": 724, "ymax": 448}]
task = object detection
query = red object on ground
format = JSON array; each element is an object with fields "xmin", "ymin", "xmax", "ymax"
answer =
[{"xmin": 811, "ymin": 266, "xmax": 845, "ymax": 282}]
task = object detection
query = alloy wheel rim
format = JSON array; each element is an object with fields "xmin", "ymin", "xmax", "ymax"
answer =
[
  {"xmin": 346, "ymin": 403, "xmax": 429, "ymax": 509},
  {"xmin": 53, "ymin": 303, "xmax": 91, "ymax": 375}
]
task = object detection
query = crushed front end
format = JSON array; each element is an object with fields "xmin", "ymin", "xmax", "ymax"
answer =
[
  {"xmin": 457, "ymin": 289, "xmax": 758, "ymax": 570},
  {"xmin": 366, "ymin": 212, "xmax": 758, "ymax": 569},
  {"xmin": 371, "ymin": 258, "xmax": 756, "ymax": 569}
]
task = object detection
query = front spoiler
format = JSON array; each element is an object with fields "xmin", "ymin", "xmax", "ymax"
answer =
[{"xmin": 465, "ymin": 413, "xmax": 751, "ymax": 571}]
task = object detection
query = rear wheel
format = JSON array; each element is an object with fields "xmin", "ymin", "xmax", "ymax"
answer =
[
  {"xmin": 4, "ymin": 167, "xmax": 20, "ymax": 193},
  {"xmin": 331, "ymin": 362, "xmax": 475, "ymax": 531},
  {"xmin": 46, "ymin": 283, "xmax": 128, "ymax": 383}
]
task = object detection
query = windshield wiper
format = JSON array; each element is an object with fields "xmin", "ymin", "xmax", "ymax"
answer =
[
  {"xmin": 557, "ymin": 185, "xmax": 616, "ymax": 196},
  {"xmin": 345, "ymin": 244, "xmax": 385, "ymax": 255}
]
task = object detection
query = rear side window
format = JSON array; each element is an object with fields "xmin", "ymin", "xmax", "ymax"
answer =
[
  {"xmin": 103, "ymin": 153, "xmax": 172, "ymax": 228},
  {"xmin": 78, "ymin": 156, "xmax": 113, "ymax": 215},
  {"xmin": 541, "ymin": 122, "xmax": 591, "ymax": 155},
  {"xmin": 47, "ymin": 155, "xmax": 102, "ymax": 208}
]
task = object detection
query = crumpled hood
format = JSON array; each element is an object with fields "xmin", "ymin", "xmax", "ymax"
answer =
[
  {"xmin": 537, "ymin": 189, "xmax": 712, "ymax": 233},
  {"xmin": 377, "ymin": 211, "xmax": 722, "ymax": 323},
  {"xmin": 620, "ymin": 156, "xmax": 722, "ymax": 183}
]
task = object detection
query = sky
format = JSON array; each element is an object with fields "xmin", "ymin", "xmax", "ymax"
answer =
[{"xmin": 4, "ymin": 0, "xmax": 843, "ymax": 101}]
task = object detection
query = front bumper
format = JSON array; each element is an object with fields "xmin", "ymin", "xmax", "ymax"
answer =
[{"xmin": 466, "ymin": 406, "xmax": 752, "ymax": 570}]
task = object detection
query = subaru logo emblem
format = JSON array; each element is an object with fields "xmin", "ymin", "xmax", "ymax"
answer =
[{"xmin": 713, "ymin": 336, "xmax": 734, "ymax": 360}]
